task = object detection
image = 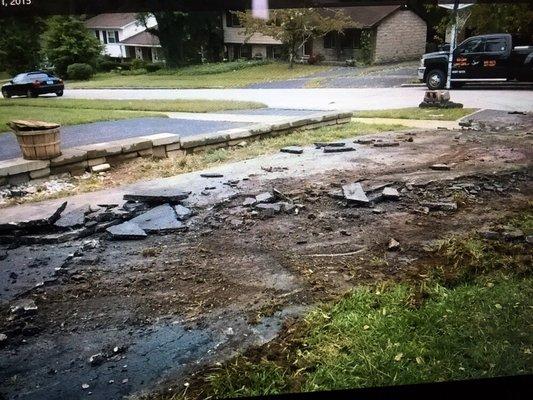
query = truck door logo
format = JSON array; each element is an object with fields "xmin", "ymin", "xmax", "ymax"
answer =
[{"xmin": 484, "ymin": 60, "xmax": 496, "ymax": 67}]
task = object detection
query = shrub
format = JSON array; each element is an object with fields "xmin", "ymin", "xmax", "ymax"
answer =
[
  {"xmin": 130, "ymin": 59, "xmax": 147, "ymax": 71},
  {"xmin": 67, "ymin": 63, "xmax": 94, "ymax": 80},
  {"xmin": 146, "ymin": 62, "xmax": 164, "ymax": 73},
  {"xmin": 98, "ymin": 60, "xmax": 122, "ymax": 72}
]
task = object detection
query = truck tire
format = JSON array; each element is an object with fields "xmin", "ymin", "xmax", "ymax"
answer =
[
  {"xmin": 27, "ymin": 89, "xmax": 37, "ymax": 98},
  {"xmin": 1, "ymin": 89, "xmax": 10, "ymax": 99},
  {"xmin": 426, "ymin": 69, "xmax": 446, "ymax": 90}
]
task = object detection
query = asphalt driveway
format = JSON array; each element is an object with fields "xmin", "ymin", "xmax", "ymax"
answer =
[{"xmin": 0, "ymin": 118, "xmax": 249, "ymax": 161}]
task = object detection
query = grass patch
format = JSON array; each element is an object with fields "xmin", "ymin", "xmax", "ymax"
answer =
[
  {"xmin": 4, "ymin": 121, "xmax": 404, "ymax": 205},
  {"xmin": 0, "ymin": 106, "xmax": 162, "ymax": 131},
  {"xmin": 0, "ymin": 98, "xmax": 266, "ymax": 113},
  {"xmin": 354, "ymin": 107, "xmax": 477, "ymax": 121},
  {"xmin": 67, "ymin": 62, "xmax": 329, "ymax": 89},
  {"xmin": 200, "ymin": 221, "xmax": 533, "ymax": 399}
]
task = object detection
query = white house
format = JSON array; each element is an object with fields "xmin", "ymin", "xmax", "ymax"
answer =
[{"xmin": 85, "ymin": 13, "xmax": 163, "ymax": 62}]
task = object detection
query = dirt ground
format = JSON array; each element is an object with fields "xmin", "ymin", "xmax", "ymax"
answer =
[{"xmin": 0, "ymin": 113, "xmax": 532, "ymax": 400}]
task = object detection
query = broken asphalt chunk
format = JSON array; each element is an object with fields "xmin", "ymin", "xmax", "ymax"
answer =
[
  {"xmin": 354, "ymin": 138, "xmax": 374, "ymax": 145},
  {"xmin": 255, "ymin": 192, "xmax": 275, "ymax": 204},
  {"xmin": 430, "ymin": 164, "xmax": 451, "ymax": 171},
  {"xmin": 342, "ymin": 183, "xmax": 370, "ymax": 206},
  {"xmin": 315, "ymin": 142, "xmax": 345, "ymax": 148},
  {"xmin": 174, "ymin": 205, "xmax": 192, "ymax": 221},
  {"xmin": 129, "ymin": 204, "xmax": 186, "ymax": 233},
  {"xmin": 200, "ymin": 172, "xmax": 224, "ymax": 178},
  {"xmin": 373, "ymin": 141, "xmax": 399, "ymax": 148},
  {"xmin": 242, "ymin": 197, "xmax": 257, "ymax": 207},
  {"xmin": 0, "ymin": 201, "xmax": 67, "ymax": 233},
  {"xmin": 323, "ymin": 146, "xmax": 356, "ymax": 153},
  {"xmin": 255, "ymin": 203, "xmax": 282, "ymax": 216},
  {"xmin": 54, "ymin": 204, "xmax": 91, "ymax": 229},
  {"xmin": 107, "ymin": 222, "xmax": 147, "ymax": 240},
  {"xmin": 382, "ymin": 187, "xmax": 400, "ymax": 201},
  {"xmin": 280, "ymin": 146, "xmax": 304, "ymax": 154},
  {"xmin": 123, "ymin": 188, "xmax": 189, "ymax": 204},
  {"xmin": 419, "ymin": 201, "xmax": 458, "ymax": 212}
]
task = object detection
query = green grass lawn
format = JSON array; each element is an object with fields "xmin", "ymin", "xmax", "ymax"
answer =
[
  {"xmin": 0, "ymin": 98, "xmax": 266, "ymax": 131},
  {"xmin": 200, "ymin": 213, "xmax": 533, "ymax": 399},
  {"xmin": 354, "ymin": 107, "xmax": 477, "ymax": 121},
  {"xmin": 67, "ymin": 62, "xmax": 328, "ymax": 89}
]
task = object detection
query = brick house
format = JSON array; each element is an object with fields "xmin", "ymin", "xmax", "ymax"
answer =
[
  {"xmin": 85, "ymin": 13, "xmax": 163, "ymax": 62},
  {"xmin": 223, "ymin": 5, "xmax": 427, "ymax": 64}
]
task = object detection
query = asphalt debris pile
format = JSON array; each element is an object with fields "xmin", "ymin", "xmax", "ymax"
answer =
[{"xmin": 0, "ymin": 188, "xmax": 195, "ymax": 244}]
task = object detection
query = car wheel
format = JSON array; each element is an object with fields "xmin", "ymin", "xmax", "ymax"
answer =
[
  {"xmin": 27, "ymin": 89, "xmax": 37, "ymax": 98},
  {"xmin": 426, "ymin": 69, "xmax": 446, "ymax": 90},
  {"xmin": 56, "ymin": 90, "xmax": 64, "ymax": 97},
  {"xmin": 1, "ymin": 90, "xmax": 10, "ymax": 99}
]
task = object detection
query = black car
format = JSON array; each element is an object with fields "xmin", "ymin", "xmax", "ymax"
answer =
[{"xmin": 1, "ymin": 71, "xmax": 64, "ymax": 98}]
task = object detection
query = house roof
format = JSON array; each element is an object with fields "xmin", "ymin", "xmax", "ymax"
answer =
[
  {"xmin": 324, "ymin": 5, "xmax": 403, "ymax": 29},
  {"xmin": 120, "ymin": 30, "xmax": 161, "ymax": 47},
  {"xmin": 85, "ymin": 13, "xmax": 139, "ymax": 29}
]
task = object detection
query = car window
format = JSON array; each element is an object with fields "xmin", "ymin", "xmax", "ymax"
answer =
[
  {"xmin": 28, "ymin": 73, "xmax": 51, "ymax": 81},
  {"xmin": 485, "ymin": 39, "xmax": 507, "ymax": 53},
  {"xmin": 12, "ymin": 74, "xmax": 27, "ymax": 84},
  {"xmin": 460, "ymin": 39, "xmax": 484, "ymax": 54}
]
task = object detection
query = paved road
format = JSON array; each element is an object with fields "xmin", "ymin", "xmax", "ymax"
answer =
[
  {"xmin": 0, "ymin": 118, "xmax": 248, "ymax": 161},
  {"xmin": 63, "ymin": 86, "xmax": 533, "ymax": 112}
]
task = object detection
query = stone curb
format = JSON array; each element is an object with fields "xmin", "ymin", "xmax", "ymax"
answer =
[{"xmin": 0, "ymin": 111, "xmax": 352, "ymax": 186}]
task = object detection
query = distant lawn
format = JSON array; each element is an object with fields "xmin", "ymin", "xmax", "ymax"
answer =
[
  {"xmin": 67, "ymin": 62, "xmax": 329, "ymax": 89},
  {"xmin": 0, "ymin": 98, "xmax": 266, "ymax": 113},
  {"xmin": 0, "ymin": 106, "xmax": 162, "ymax": 131},
  {"xmin": 0, "ymin": 98, "xmax": 266, "ymax": 132},
  {"xmin": 354, "ymin": 107, "xmax": 477, "ymax": 121}
]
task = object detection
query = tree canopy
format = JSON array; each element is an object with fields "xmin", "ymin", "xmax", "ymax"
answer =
[
  {"xmin": 42, "ymin": 16, "xmax": 102, "ymax": 77},
  {"xmin": 234, "ymin": 8, "xmax": 352, "ymax": 67},
  {"xmin": 0, "ymin": 17, "xmax": 44, "ymax": 75}
]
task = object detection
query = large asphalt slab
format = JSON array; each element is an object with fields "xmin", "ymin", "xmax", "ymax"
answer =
[{"xmin": 0, "ymin": 118, "xmax": 248, "ymax": 161}]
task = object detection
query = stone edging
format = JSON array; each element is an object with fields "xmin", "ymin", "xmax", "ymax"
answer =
[{"xmin": 0, "ymin": 111, "xmax": 353, "ymax": 187}]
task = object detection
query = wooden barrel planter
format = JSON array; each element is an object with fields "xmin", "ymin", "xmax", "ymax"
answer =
[{"xmin": 8, "ymin": 120, "xmax": 62, "ymax": 160}]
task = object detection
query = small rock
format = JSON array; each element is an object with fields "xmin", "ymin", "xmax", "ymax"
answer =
[
  {"xmin": 354, "ymin": 138, "xmax": 374, "ymax": 145},
  {"xmin": 480, "ymin": 230, "xmax": 500, "ymax": 240},
  {"xmin": 373, "ymin": 141, "xmax": 399, "ymax": 148},
  {"xmin": 89, "ymin": 353, "xmax": 105, "ymax": 366},
  {"xmin": 255, "ymin": 203, "xmax": 282, "ymax": 216},
  {"xmin": 372, "ymin": 208, "xmax": 384, "ymax": 214},
  {"xmin": 82, "ymin": 383, "xmax": 90, "ymax": 390},
  {"xmin": 323, "ymin": 146, "xmax": 356, "ymax": 153},
  {"xmin": 388, "ymin": 238, "xmax": 401, "ymax": 251},
  {"xmin": 382, "ymin": 187, "xmax": 400, "ymax": 200},
  {"xmin": 10, "ymin": 299, "xmax": 38, "ymax": 315},
  {"xmin": 430, "ymin": 164, "xmax": 451, "ymax": 171},
  {"xmin": 419, "ymin": 201, "xmax": 458, "ymax": 212},
  {"xmin": 0, "ymin": 333, "xmax": 7, "ymax": 344},
  {"xmin": 280, "ymin": 146, "xmax": 303, "ymax": 155},
  {"xmin": 200, "ymin": 173, "xmax": 224, "ymax": 178},
  {"xmin": 503, "ymin": 229, "xmax": 524, "ymax": 242},
  {"xmin": 174, "ymin": 205, "xmax": 192, "ymax": 221},
  {"xmin": 90, "ymin": 163, "xmax": 111, "ymax": 173},
  {"xmin": 526, "ymin": 235, "xmax": 533, "ymax": 244},
  {"xmin": 255, "ymin": 192, "xmax": 275, "ymax": 204}
]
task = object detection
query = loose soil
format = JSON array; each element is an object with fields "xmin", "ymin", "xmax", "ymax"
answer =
[{"xmin": 0, "ymin": 113, "xmax": 531, "ymax": 400}]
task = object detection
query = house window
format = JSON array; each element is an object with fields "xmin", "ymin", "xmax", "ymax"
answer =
[
  {"xmin": 341, "ymin": 29, "xmax": 362, "ymax": 49},
  {"xmin": 323, "ymin": 32, "xmax": 337, "ymax": 49},
  {"xmin": 94, "ymin": 30, "xmax": 100, "ymax": 40},
  {"xmin": 226, "ymin": 11, "xmax": 241, "ymax": 27},
  {"xmin": 106, "ymin": 30, "xmax": 119, "ymax": 44}
]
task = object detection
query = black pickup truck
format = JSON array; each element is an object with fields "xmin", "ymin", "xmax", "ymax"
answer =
[{"xmin": 418, "ymin": 34, "xmax": 533, "ymax": 89}]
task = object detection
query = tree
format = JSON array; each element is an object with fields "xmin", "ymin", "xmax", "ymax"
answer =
[
  {"xmin": 0, "ymin": 17, "xmax": 44, "ymax": 75},
  {"xmin": 234, "ymin": 8, "xmax": 352, "ymax": 68},
  {"xmin": 42, "ymin": 16, "xmax": 102, "ymax": 77},
  {"xmin": 137, "ymin": 12, "xmax": 223, "ymax": 67}
]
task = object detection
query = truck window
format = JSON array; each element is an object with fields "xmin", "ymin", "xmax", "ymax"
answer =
[
  {"xmin": 485, "ymin": 39, "xmax": 507, "ymax": 53},
  {"xmin": 460, "ymin": 39, "xmax": 484, "ymax": 54}
]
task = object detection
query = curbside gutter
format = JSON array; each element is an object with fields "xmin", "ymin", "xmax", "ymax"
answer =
[{"xmin": 0, "ymin": 111, "xmax": 353, "ymax": 187}]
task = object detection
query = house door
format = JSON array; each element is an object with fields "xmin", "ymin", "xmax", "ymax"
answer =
[{"xmin": 304, "ymin": 39, "xmax": 313, "ymax": 57}]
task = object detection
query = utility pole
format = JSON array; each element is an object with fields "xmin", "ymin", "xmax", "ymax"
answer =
[{"xmin": 445, "ymin": 0, "xmax": 460, "ymax": 90}]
